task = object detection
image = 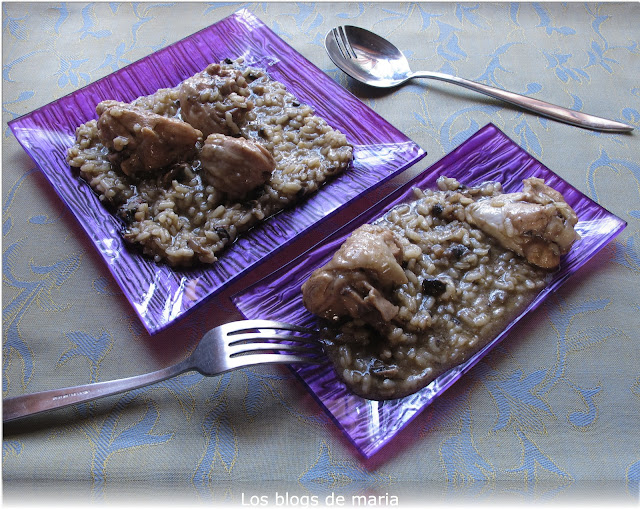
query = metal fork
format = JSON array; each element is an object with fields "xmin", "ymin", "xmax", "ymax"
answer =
[{"xmin": 3, "ymin": 320, "xmax": 322, "ymax": 423}]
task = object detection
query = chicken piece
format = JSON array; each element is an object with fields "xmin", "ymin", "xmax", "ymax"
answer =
[
  {"xmin": 96, "ymin": 100, "xmax": 202, "ymax": 176},
  {"xmin": 177, "ymin": 63, "xmax": 253, "ymax": 137},
  {"xmin": 464, "ymin": 177, "xmax": 579, "ymax": 269},
  {"xmin": 302, "ymin": 225, "xmax": 408, "ymax": 325},
  {"xmin": 200, "ymin": 134, "xmax": 275, "ymax": 200}
]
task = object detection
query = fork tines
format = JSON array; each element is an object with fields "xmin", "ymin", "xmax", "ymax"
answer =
[
  {"xmin": 222, "ymin": 320, "xmax": 324, "ymax": 363},
  {"xmin": 222, "ymin": 319, "xmax": 317, "ymax": 338},
  {"xmin": 332, "ymin": 26, "xmax": 358, "ymax": 60}
]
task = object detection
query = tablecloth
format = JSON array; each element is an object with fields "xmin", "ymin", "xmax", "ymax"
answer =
[{"xmin": 3, "ymin": 2, "xmax": 639, "ymax": 507}]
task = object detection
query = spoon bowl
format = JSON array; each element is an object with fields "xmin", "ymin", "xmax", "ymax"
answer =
[
  {"xmin": 326, "ymin": 25, "xmax": 411, "ymax": 88},
  {"xmin": 325, "ymin": 26, "xmax": 634, "ymax": 132}
]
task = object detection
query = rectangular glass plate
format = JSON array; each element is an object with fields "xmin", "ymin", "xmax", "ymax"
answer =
[
  {"xmin": 7, "ymin": 9, "xmax": 425, "ymax": 334},
  {"xmin": 233, "ymin": 123, "xmax": 627, "ymax": 458}
]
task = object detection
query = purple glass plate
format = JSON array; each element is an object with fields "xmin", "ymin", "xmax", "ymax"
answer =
[
  {"xmin": 233, "ymin": 123, "xmax": 627, "ymax": 458},
  {"xmin": 7, "ymin": 9, "xmax": 425, "ymax": 335}
]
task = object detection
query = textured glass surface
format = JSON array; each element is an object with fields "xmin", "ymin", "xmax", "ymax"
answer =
[
  {"xmin": 7, "ymin": 9, "xmax": 425, "ymax": 334},
  {"xmin": 233, "ymin": 123, "xmax": 627, "ymax": 458}
]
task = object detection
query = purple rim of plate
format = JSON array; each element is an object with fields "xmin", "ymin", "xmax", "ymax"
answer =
[
  {"xmin": 232, "ymin": 123, "xmax": 627, "ymax": 458},
  {"xmin": 7, "ymin": 9, "xmax": 426, "ymax": 335}
]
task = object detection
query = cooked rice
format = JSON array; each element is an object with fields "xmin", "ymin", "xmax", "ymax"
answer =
[
  {"xmin": 67, "ymin": 59, "xmax": 353, "ymax": 266},
  {"xmin": 321, "ymin": 177, "xmax": 551, "ymax": 400}
]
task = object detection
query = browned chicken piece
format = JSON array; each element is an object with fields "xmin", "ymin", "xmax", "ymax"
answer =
[
  {"xmin": 464, "ymin": 177, "xmax": 579, "ymax": 269},
  {"xmin": 96, "ymin": 100, "xmax": 202, "ymax": 176},
  {"xmin": 177, "ymin": 63, "xmax": 253, "ymax": 137},
  {"xmin": 302, "ymin": 225, "xmax": 408, "ymax": 325},
  {"xmin": 200, "ymin": 134, "xmax": 276, "ymax": 200}
]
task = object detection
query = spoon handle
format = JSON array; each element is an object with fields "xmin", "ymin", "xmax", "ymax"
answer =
[{"xmin": 410, "ymin": 70, "xmax": 633, "ymax": 132}]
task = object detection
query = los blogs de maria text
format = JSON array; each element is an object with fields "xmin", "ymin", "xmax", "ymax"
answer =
[{"xmin": 241, "ymin": 491, "xmax": 399, "ymax": 507}]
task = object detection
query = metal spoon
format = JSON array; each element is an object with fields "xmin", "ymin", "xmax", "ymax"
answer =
[{"xmin": 326, "ymin": 26, "xmax": 634, "ymax": 133}]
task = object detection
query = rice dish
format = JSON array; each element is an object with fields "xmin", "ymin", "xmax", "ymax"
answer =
[
  {"xmin": 302, "ymin": 176, "xmax": 579, "ymax": 400},
  {"xmin": 67, "ymin": 59, "xmax": 353, "ymax": 267}
]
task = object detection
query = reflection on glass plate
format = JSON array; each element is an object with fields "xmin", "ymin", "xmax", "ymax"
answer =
[
  {"xmin": 233, "ymin": 123, "xmax": 626, "ymax": 458},
  {"xmin": 8, "ymin": 9, "xmax": 425, "ymax": 334}
]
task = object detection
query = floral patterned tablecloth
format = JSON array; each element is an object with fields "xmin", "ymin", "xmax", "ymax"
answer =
[{"xmin": 3, "ymin": 3, "xmax": 639, "ymax": 507}]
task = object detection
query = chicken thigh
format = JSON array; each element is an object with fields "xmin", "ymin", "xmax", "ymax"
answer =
[
  {"xmin": 178, "ymin": 63, "xmax": 253, "ymax": 137},
  {"xmin": 302, "ymin": 225, "xmax": 408, "ymax": 325},
  {"xmin": 96, "ymin": 100, "xmax": 202, "ymax": 176},
  {"xmin": 464, "ymin": 177, "xmax": 579, "ymax": 269},
  {"xmin": 200, "ymin": 134, "xmax": 276, "ymax": 200}
]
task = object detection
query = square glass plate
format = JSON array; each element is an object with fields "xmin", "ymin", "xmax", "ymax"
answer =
[
  {"xmin": 233, "ymin": 123, "xmax": 627, "ymax": 458},
  {"xmin": 8, "ymin": 9, "xmax": 425, "ymax": 334}
]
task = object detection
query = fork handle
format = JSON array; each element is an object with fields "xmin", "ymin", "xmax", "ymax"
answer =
[
  {"xmin": 410, "ymin": 70, "xmax": 634, "ymax": 132},
  {"xmin": 3, "ymin": 359, "xmax": 192, "ymax": 423}
]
